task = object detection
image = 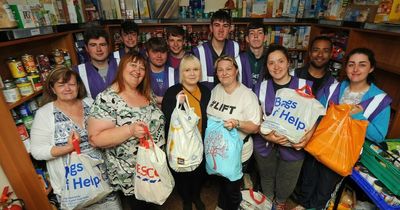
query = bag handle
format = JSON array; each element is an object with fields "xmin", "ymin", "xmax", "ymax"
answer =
[
  {"xmin": 72, "ymin": 137, "xmax": 81, "ymax": 154},
  {"xmin": 249, "ymin": 188, "xmax": 266, "ymax": 204},
  {"xmin": 176, "ymin": 94, "xmax": 191, "ymax": 109},
  {"xmin": 295, "ymin": 85, "xmax": 315, "ymax": 98}
]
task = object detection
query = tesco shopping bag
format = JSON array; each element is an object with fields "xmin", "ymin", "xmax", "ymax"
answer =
[
  {"xmin": 60, "ymin": 142, "xmax": 112, "ymax": 210},
  {"xmin": 239, "ymin": 189, "xmax": 272, "ymax": 210},
  {"xmin": 204, "ymin": 116, "xmax": 243, "ymax": 181},
  {"xmin": 167, "ymin": 95, "xmax": 203, "ymax": 172},
  {"xmin": 305, "ymin": 103, "xmax": 368, "ymax": 176},
  {"xmin": 134, "ymin": 126, "xmax": 175, "ymax": 205},
  {"xmin": 260, "ymin": 85, "xmax": 325, "ymax": 145}
]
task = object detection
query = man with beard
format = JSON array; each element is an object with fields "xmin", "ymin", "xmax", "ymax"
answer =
[
  {"xmin": 235, "ymin": 21, "xmax": 267, "ymax": 89},
  {"xmin": 74, "ymin": 27, "xmax": 118, "ymax": 99},
  {"xmin": 290, "ymin": 36, "xmax": 337, "ymax": 210},
  {"xmin": 192, "ymin": 9, "xmax": 240, "ymax": 89},
  {"xmin": 146, "ymin": 37, "xmax": 178, "ymax": 106},
  {"xmin": 291, "ymin": 36, "xmax": 336, "ymax": 98}
]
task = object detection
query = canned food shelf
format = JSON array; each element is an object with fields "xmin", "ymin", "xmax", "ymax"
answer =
[{"xmin": 7, "ymin": 89, "xmax": 43, "ymax": 110}]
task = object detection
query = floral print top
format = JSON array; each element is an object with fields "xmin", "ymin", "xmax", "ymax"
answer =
[{"xmin": 89, "ymin": 87, "xmax": 165, "ymax": 196}]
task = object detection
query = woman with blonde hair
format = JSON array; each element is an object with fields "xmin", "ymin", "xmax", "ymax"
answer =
[{"xmin": 162, "ymin": 55, "xmax": 210, "ymax": 210}]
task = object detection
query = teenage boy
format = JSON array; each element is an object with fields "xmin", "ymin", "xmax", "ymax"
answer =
[
  {"xmin": 113, "ymin": 20, "xmax": 140, "ymax": 64},
  {"xmin": 192, "ymin": 9, "xmax": 240, "ymax": 89},
  {"xmin": 74, "ymin": 27, "xmax": 118, "ymax": 99},
  {"xmin": 235, "ymin": 22, "xmax": 267, "ymax": 89},
  {"xmin": 291, "ymin": 36, "xmax": 337, "ymax": 210},
  {"xmin": 166, "ymin": 26, "xmax": 186, "ymax": 69},
  {"xmin": 291, "ymin": 36, "xmax": 336, "ymax": 98},
  {"xmin": 146, "ymin": 37, "xmax": 179, "ymax": 106}
]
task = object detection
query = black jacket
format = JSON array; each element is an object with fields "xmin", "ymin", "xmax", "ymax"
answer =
[{"xmin": 161, "ymin": 83, "xmax": 211, "ymax": 139}]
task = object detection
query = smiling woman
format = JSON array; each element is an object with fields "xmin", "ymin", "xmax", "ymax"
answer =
[
  {"xmin": 87, "ymin": 52, "xmax": 165, "ymax": 210},
  {"xmin": 207, "ymin": 55, "xmax": 261, "ymax": 210},
  {"xmin": 30, "ymin": 67, "xmax": 122, "ymax": 209}
]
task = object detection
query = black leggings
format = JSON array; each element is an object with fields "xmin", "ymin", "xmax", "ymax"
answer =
[{"xmin": 217, "ymin": 176, "xmax": 243, "ymax": 210}]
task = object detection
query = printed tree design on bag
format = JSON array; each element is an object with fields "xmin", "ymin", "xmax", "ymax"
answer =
[{"xmin": 205, "ymin": 130, "xmax": 228, "ymax": 170}]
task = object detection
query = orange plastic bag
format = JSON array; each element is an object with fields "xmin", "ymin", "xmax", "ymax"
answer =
[{"xmin": 305, "ymin": 103, "xmax": 368, "ymax": 176}]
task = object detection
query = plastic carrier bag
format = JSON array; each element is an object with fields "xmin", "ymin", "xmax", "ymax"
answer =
[
  {"xmin": 260, "ymin": 85, "xmax": 325, "ymax": 145},
  {"xmin": 305, "ymin": 103, "xmax": 368, "ymax": 176},
  {"xmin": 134, "ymin": 126, "xmax": 175, "ymax": 205},
  {"xmin": 167, "ymin": 95, "xmax": 203, "ymax": 172},
  {"xmin": 239, "ymin": 189, "xmax": 272, "ymax": 210},
  {"xmin": 60, "ymin": 142, "xmax": 112, "ymax": 210},
  {"xmin": 204, "ymin": 116, "xmax": 243, "ymax": 181}
]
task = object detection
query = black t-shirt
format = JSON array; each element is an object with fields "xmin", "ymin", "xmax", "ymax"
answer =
[
  {"xmin": 305, "ymin": 71, "xmax": 324, "ymax": 95},
  {"xmin": 273, "ymin": 77, "xmax": 292, "ymax": 92}
]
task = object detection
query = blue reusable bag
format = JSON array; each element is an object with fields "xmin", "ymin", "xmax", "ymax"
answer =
[{"xmin": 204, "ymin": 116, "xmax": 243, "ymax": 181}]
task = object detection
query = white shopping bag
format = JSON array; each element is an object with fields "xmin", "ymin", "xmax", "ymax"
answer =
[
  {"xmin": 260, "ymin": 85, "xmax": 325, "ymax": 145},
  {"xmin": 134, "ymin": 126, "xmax": 175, "ymax": 205},
  {"xmin": 60, "ymin": 148, "xmax": 112, "ymax": 210},
  {"xmin": 239, "ymin": 189, "xmax": 272, "ymax": 210},
  {"xmin": 167, "ymin": 95, "xmax": 203, "ymax": 172}
]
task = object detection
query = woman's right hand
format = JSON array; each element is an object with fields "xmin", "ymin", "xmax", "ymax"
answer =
[
  {"xmin": 67, "ymin": 131, "xmax": 79, "ymax": 152},
  {"xmin": 261, "ymin": 130, "xmax": 289, "ymax": 146},
  {"xmin": 129, "ymin": 121, "xmax": 148, "ymax": 138},
  {"xmin": 177, "ymin": 91, "xmax": 186, "ymax": 104}
]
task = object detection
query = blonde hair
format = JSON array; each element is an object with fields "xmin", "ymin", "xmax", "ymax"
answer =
[{"xmin": 178, "ymin": 54, "xmax": 202, "ymax": 83}]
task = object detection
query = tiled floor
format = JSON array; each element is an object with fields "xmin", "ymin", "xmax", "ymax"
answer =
[{"xmin": 160, "ymin": 178, "xmax": 220, "ymax": 210}]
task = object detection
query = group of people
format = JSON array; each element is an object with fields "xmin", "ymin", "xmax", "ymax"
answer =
[{"xmin": 29, "ymin": 9, "xmax": 391, "ymax": 210}]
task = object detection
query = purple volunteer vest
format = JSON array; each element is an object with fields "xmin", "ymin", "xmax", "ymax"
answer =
[
  {"xmin": 253, "ymin": 77, "xmax": 313, "ymax": 161},
  {"xmin": 150, "ymin": 65, "xmax": 179, "ymax": 96}
]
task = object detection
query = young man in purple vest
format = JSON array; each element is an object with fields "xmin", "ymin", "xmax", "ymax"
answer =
[
  {"xmin": 73, "ymin": 27, "xmax": 118, "ymax": 99},
  {"xmin": 192, "ymin": 9, "xmax": 240, "ymax": 89},
  {"xmin": 112, "ymin": 20, "xmax": 140, "ymax": 64},
  {"xmin": 166, "ymin": 26, "xmax": 186, "ymax": 70},
  {"xmin": 235, "ymin": 21, "xmax": 267, "ymax": 89},
  {"xmin": 146, "ymin": 37, "xmax": 179, "ymax": 106}
]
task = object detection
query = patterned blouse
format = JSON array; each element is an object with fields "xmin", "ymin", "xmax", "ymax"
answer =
[
  {"xmin": 53, "ymin": 100, "xmax": 119, "ymax": 206},
  {"xmin": 89, "ymin": 87, "xmax": 165, "ymax": 196}
]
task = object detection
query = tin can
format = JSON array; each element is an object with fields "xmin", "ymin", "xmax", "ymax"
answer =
[
  {"xmin": 21, "ymin": 54, "xmax": 38, "ymax": 73},
  {"xmin": 36, "ymin": 54, "xmax": 51, "ymax": 72},
  {"xmin": 16, "ymin": 77, "xmax": 34, "ymax": 97},
  {"xmin": 2, "ymin": 79, "xmax": 21, "ymax": 103},
  {"xmin": 7, "ymin": 57, "xmax": 27, "ymax": 78},
  {"xmin": 53, "ymin": 49, "xmax": 65, "ymax": 65},
  {"xmin": 27, "ymin": 71, "xmax": 43, "ymax": 91}
]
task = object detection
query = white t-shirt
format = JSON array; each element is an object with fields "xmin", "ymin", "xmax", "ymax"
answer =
[{"xmin": 207, "ymin": 83, "xmax": 262, "ymax": 162}]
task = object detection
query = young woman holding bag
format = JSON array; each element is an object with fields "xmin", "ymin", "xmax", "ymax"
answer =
[
  {"xmin": 296, "ymin": 48, "xmax": 392, "ymax": 210},
  {"xmin": 252, "ymin": 44, "xmax": 314, "ymax": 210},
  {"xmin": 161, "ymin": 55, "xmax": 211, "ymax": 210}
]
